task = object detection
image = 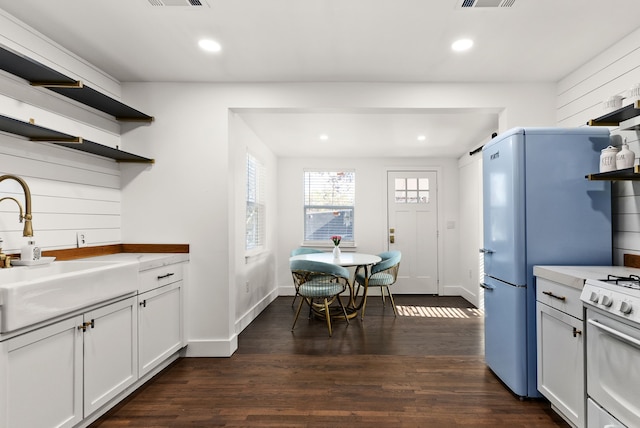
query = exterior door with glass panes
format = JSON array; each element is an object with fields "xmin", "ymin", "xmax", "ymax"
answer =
[{"xmin": 387, "ymin": 170, "xmax": 438, "ymax": 294}]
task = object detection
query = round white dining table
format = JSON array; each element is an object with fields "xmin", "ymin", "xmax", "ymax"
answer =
[{"xmin": 289, "ymin": 251, "xmax": 381, "ymax": 267}]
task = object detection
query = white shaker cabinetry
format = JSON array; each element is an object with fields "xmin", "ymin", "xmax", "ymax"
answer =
[
  {"xmin": 83, "ymin": 296, "xmax": 138, "ymax": 415},
  {"xmin": 0, "ymin": 295, "xmax": 137, "ymax": 428},
  {"xmin": 138, "ymin": 262, "xmax": 184, "ymax": 377},
  {"xmin": 0, "ymin": 315, "xmax": 82, "ymax": 428},
  {"xmin": 536, "ymin": 277, "xmax": 584, "ymax": 428}
]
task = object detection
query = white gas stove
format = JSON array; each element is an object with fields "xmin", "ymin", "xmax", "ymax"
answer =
[
  {"xmin": 581, "ymin": 274, "xmax": 640, "ymax": 324},
  {"xmin": 581, "ymin": 274, "xmax": 640, "ymax": 428}
]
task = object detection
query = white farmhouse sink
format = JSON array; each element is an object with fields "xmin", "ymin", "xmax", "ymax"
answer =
[{"xmin": 0, "ymin": 260, "xmax": 139, "ymax": 333}]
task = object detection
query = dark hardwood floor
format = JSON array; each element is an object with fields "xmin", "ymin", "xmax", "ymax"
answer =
[{"xmin": 90, "ymin": 295, "xmax": 570, "ymax": 427}]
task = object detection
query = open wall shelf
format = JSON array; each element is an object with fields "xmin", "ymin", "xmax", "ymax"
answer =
[
  {"xmin": 0, "ymin": 46, "xmax": 153, "ymax": 122},
  {"xmin": 0, "ymin": 45, "xmax": 154, "ymax": 163},
  {"xmin": 0, "ymin": 114, "xmax": 154, "ymax": 163},
  {"xmin": 585, "ymin": 101, "xmax": 640, "ymax": 180},
  {"xmin": 586, "ymin": 166, "xmax": 640, "ymax": 181},
  {"xmin": 588, "ymin": 100, "xmax": 640, "ymax": 128}
]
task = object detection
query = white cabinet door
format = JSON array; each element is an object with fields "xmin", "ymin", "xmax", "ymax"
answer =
[
  {"xmin": 138, "ymin": 282, "xmax": 183, "ymax": 376},
  {"xmin": 83, "ymin": 296, "xmax": 138, "ymax": 416},
  {"xmin": 537, "ymin": 302, "xmax": 584, "ymax": 428},
  {"xmin": 0, "ymin": 315, "xmax": 83, "ymax": 428}
]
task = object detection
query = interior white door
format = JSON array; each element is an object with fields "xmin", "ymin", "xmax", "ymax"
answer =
[{"xmin": 387, "ymin": 170, "xmax": 438, "ymax": 294}]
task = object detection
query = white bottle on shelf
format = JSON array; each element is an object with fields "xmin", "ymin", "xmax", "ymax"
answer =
[{"xmin": 616, "ymin": 138, "xmax": 635, "ymax": 170}]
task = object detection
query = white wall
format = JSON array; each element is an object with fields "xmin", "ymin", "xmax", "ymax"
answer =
[
  {"xmin": 229, "ymin": 112, "xmax": 279, "ymax": 333},
  {"xmin": 276, "ymin": 157, "xmax": 460, "ymax": 296},
  {"xmin": 457, "ymin": 151, "xmax": 484, "ymax": 308},
  {"xmin": 557, "ymin": 27, "xmax": 640, "ymax": 265}
]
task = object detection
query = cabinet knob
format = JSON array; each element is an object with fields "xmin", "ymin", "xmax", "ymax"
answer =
[
  {"xmin": 572, "ymin": 327, "xmax": 582, "ymax": 337},
  {"xmin": 77, "ymin": 320, "xmax": 93, "ymax": 331}
]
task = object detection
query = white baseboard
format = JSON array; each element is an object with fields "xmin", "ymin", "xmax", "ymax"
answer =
[
  {"xmin": 236, "ymin": 288, "xmax": 279, "ymax": 333},
  {"xmin": 441, "ymin": 284, "xmax": 479, "ymax": 307},
  {"xmin": 185, "ymin": 337, "xmax": 238, "ymax": 357}
]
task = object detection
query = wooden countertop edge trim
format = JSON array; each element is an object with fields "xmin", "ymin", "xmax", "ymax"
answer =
[
  {"xmin": 624, "ymin": 253, "xmax": 640, "ymax": 269},
  {"xmin": 38, "ymin": 243, "xmax": 190, "ymax": 261}
]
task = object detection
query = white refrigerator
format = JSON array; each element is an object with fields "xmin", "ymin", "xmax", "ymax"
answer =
[{"xmin": 481, "ymin": 127, "xmax": 612, "ymax": 398}]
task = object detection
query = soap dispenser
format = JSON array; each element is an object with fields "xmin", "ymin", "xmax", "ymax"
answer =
[
  {"xmin": 616, "ymin": 138, "xmax": 635, "ymax": 170},
  {"xmin": 21, "ymin": 240, "xmax": 41, "ymax": 261}
]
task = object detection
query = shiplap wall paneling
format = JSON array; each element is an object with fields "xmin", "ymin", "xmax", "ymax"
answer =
[
  {"xmin": 557, "ymin": 27, "xmax": 640, "ymax": 264},
  {"xmin": 613, "ymin": 179, "xmax": 640, "ymax": 264},
  {"xmin": 610, "ymin": 132, "xmax": 640, "ymax": 263},
  {"xmin": 557, "ymin": 27, "xmax": 640, "ymax": 128},
  {"xmin": 0, "ymin": 134, "xmax": 122, "ymax": 253}
]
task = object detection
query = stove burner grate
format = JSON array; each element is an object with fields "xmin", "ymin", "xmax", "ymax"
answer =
[{"xmin": 599, "ymin": 274, "xmax": 640, "ymax": 290}]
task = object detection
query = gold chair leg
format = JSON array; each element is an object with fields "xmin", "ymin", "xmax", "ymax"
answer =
[
  {"xmin": 360, "ymin": 285, "xmax": 369, "ymax": 320},
  {"xmin": 292, "ymin": 297, "xmax": 306, "ymax": 331},
  {"xmin": 323, "ymin": 298, "xmax": 332, "ymax": 336},
  {"xmin": 308, "ymin": 298, "xmax": 314, "ymax": 319},
  {"xmin": 385, "ymin": 286, "xmax": 398, "ymax": 317},
  {"xmin": 337, "ymin": 296, "xmax": 349, "ymax": 325}
]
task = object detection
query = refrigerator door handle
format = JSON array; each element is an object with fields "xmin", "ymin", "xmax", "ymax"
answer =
[
  {"xmin": 479, "ymin": 248, "xmax": 494, "ymax": 254},
  {"xmin": 480, "ymin": 282, "xmax": 494, "ymax": 291}
]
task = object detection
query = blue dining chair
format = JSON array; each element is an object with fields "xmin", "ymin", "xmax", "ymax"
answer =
[
  {"xmin": 354, "ymin": 251, "xmax": 401, "ymax": 319},
  {"xmin": 290, "ymin": 259, "xmax": 350, "ymax": 336},
  {"xmin": 289, "ymin": 247, "xmax": 324, "ymax": 307}
]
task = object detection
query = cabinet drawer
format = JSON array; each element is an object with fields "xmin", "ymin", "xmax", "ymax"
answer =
[
  {"xmin": 139, "ymin": 264, "xmax": 184, "ymax": 293},
  {"xmin": 536, "ymin": 278, "xmax": 583, "ymax": 320}
]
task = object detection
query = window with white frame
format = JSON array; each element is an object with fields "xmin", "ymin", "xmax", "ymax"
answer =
[
  {"xmin": 303, "ymin": 170, "xmax": 355, "ymax": 245},
  {"xmin": 246, "ymin": 152, "xmax": 265, "ymax": 251}
]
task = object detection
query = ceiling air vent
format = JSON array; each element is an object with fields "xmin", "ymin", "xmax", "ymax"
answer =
[
  {"xmin": 459, "ymin": 0, "xmax": 516, "ymax": 8},
  {"xmin": 147, "ymin": 0, "xmax": 209, "ymax": 6}
]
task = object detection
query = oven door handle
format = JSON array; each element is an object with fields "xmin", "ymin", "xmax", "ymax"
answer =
[{"xmin": 588, "ymin": 319, "xmax": 640, "ymax": 349}]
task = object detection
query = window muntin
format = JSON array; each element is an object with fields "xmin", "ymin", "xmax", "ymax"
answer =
[
  {"xmin": 394, "ymin": 177, "xmax": 429, "ymax": 204},
  {"xmin": 246, "ymin": 153, "xmax": 265, "ymax": 251},
  {"xmin": 303, "ymin": 171, "xmax": 355, "ymax": 244}
]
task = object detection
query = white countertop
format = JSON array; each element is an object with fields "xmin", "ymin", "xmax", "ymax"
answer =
[
  {"xmin": 534, "ymin": 265, "xmax": 640, "ymax": 290},
  {"xmin": 83, "ymin": 253, "xmax": 189, "ymax": 271}
]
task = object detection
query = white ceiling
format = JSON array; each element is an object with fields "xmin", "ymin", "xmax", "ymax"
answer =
[{"xmin": 1, "ymin": 0, "xmax": 639, "ymax": 158}]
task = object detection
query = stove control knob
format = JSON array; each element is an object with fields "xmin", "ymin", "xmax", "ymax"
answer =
[
  {"xmin": 620, "ymin": 300, "xmax": 633, "ymax": 315},
  {"xmin": 589, "ymin": 291, "xmax": 599, "ymax": 303},
  {"xmin": 601, "ymin": 295, "xmax": 613, "ymax": 307}
]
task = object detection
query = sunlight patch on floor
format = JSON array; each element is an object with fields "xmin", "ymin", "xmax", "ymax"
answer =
[{"xmin": 396, "ymin": 306, "xmax": 484, "ymax": 318}]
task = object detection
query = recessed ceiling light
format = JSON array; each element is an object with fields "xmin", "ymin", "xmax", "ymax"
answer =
[
  {"xmin": 451, "ymin": 38, "xmax": 473, "ymax": 52},
  {"xmin": 319, "ymin": 134, "xmax": 329, "ymax": 141},
  {"xmin": 417, "ymin": 135, "xmax": 426, "ymax": 141},
  {"xmin": 198, "ymin": 39, "xmax": 221, "ymax": 53}
]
